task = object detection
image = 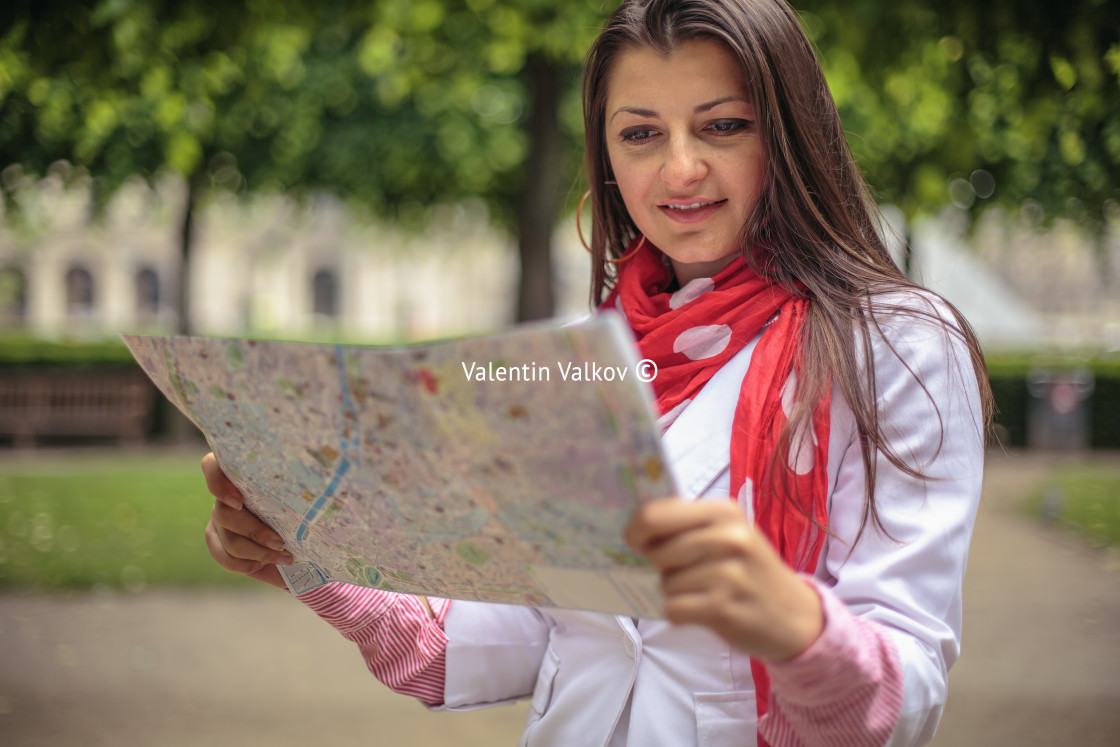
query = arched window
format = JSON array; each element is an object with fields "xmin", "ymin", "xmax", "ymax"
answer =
[
  {"xmin": 65, "ymin": 265, "xmax": 94, "ymax": 316},
  {"xmin": 136, "ymin": 267, "xmax": 160, "ymax": 318},
  {"xmin": 312, "ymin": 268, "xmax": 338, "ymax": 318},
  {"xmin": 0, "ymin": 264, "xmax": 26, "ymax": 325}
]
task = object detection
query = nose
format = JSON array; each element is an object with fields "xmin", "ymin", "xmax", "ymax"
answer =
[{"xmin": 660, "ymin": 135, "xmax": 708, "ymax": 188}]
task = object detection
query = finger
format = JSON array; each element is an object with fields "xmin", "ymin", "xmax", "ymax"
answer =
[
  {"xmin": 662, "ymin": 578, "xmax": 822, "ymax": 661},
  {"xmin": 217, "ymin": 526, "xmax": 295, "ymax": 566},
  {"xmin": 624, "ymin": 499, "xmax": 699, "ymax": 550},
  {"xmin": 643, "ymin": 519, "xmax": 756, "ymax": 574},
  {"xmin": 661, "ymin": 557, "xmax": 751, "ymax": 598},
  {"xmin": 204, "ymin": 519, "xmax": 290, "ymax": 591},
  {"xmin": 205, "ymin": 517, "xmax": 269, "ymax": 574},
  {"xmin": 244, "ymin": 563, "xmax": 288, "ymax": 590},
  {"xmin": 213, "ymin": 525, "xmax": 293, "ymax": 567},
  {"xmin": 213, "ymin": 500, "xmax": 287, "ymax": 551},
  {"xmin": 627, "ymin": 500, "xmax": 748, "ymax": 557},
  {"xmin": 202, "ymin": 452, "xmax": 243, "ymax": 510},
  {"xmin": 211, "ymin": 502, "xmax": 293, "ymax": 565},
  {"xmin": 625, "ymin": 499, "xmax": 741, "ymax": 551},
  {"xmin": 661, "ymin": 589, "xmax": 752, "ymax": 640}
]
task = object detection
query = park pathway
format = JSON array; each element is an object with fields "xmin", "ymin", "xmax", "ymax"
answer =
[
  {"xmin": 929, "ymin": 451, "xmax": 1120, "ymax": 746},
  {"xmin": 1, "ymin": 451, "xmax": 1118, "ymax": 746}
]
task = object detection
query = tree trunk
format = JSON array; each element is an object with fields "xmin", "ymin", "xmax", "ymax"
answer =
[
  {"xmin": 515, "ymin": 56, "xmax": 566, "ymax": 322},
  {"xmin": 168, "ymin": 169, "xmax": 206, "ymax": 444},
  {"xmin": 176, "ymin": 170, "xmax": 205, "ymax": 336}
]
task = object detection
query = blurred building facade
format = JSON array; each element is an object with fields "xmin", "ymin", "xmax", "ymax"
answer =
[
  {"xmin": 0, "ymin": 173, "xmax": 594, "ymax": 343},
  {"xmin": 970, "ymin": 207, "xmax": 1120, "ymax": 352},
  {"xmin": 0, "ymin": 173, "xmax": 1116, "ymax": 351}
]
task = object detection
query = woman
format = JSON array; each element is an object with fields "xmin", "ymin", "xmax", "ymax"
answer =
[{"xmin": 204, "ymin": 1, "xmax": 991, "ymax": 745}]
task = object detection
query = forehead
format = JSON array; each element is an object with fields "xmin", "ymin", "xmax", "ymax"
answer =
[{"xmin": 606, "ymin": 38, "xmax": 749, "ymax": 112}]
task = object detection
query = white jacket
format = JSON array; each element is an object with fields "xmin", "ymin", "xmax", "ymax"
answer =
[{"xmin": 438, "ymin": 298, "xmax": 985, "ymax": 747}]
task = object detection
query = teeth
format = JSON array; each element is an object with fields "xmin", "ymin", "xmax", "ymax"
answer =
[{"xmin": 666, "ymin": 202, "xmax": 716, "ymax": 210}]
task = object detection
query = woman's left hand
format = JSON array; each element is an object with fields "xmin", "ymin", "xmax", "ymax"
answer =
[{"xmin": 625, "ymin": 498, "xmax": 824, "ymax": 661}]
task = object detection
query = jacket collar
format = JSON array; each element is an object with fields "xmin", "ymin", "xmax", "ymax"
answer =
[{"xmin": 660, "ymin": 335, "xmax": 760, "ymax": 499}]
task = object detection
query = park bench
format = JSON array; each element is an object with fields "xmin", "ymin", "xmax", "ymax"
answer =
[{"xmin": 0, "ymin": 368, "xmax": 155, "ymax": 448}]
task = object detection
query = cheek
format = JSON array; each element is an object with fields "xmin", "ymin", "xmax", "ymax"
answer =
[
  {"xmin": 729, "ymin": 153, "xmax": 767, "ymax": 215},
  {"xmin": 617, "ymin": 181, "xmax": 643, "ymax": 215},
  {"xmin": 747, "ymin": 152, "xmax": 768, "ymax": 198},
  {"xmin": 607, "ymin": 163, "xmax": 647, "ymax": 221},
  {"xmin": 619, "ymin": 183, "xmax": 656, "ymax": 236}
]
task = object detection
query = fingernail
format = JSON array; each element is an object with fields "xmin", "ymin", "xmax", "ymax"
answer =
[
  {"xmin": 219, "ymin": 493, "xmax": 242, "ymax": 510},
  {"xmin": 265, "ymin": 537, "xmax": 286, "ymax": 551},
  {"xmin": 277, "ymin": 551, "xmax": 295, "ymax": 565}
]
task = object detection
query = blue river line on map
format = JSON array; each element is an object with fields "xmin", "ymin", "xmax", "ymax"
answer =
[{"xmin": 296, "ymin": 346, "xmax": 361, "ymax": 546}]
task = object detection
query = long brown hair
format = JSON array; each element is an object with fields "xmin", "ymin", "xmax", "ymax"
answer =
[{"xmin": 582, "ymin": 0, "xmax": 993, "ymax": 540}]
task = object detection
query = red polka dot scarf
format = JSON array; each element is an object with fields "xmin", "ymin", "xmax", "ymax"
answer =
[{"xmin": 602, "ymin": 238, "xmax": 831, "ymax": 729}]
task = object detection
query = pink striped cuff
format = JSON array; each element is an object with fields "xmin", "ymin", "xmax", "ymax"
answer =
[
  {"xmin": 760, "ymin": 579, "xmax": 904, "ymax": 747},
  {"xmin": 299, "ymin": 583, "xmax": 450, "ymax": 706}
]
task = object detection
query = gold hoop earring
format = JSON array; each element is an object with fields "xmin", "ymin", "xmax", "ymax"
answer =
[
  {"xmin": 609, "ymin": 235, "xmax": 644, "ymax": 264},
  {"xmin": 576, "ymin": 189, "xmax": 594, "ymax": 254},
  {"xmin": 576, "ymin": 190, "xmax": 644, "ymax": 265}
]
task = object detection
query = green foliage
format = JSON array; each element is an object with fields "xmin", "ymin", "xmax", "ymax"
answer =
[
  {"xmin": 0, "ymin": 0, "xmax": 604, "ymax": 227},
  {"xmin": 800, "ymin": 0, "xmax": 1120, "ymax": 228},
  {"xmin": 1029, "ymin": 463, "xmax": 1120, "ymax": 546},
  {"xmin": 4, "ymin": 0, "xmax": 1118, "ymax": 226},
  {"xmin": 0, "ymin": 336, "xmax": 134, "ymax": 366},
  {"xmin": 0, "ymin": 454, "xmax": 253, "ymax": 590},
  {"xmin": 0, "ymin": 0, "xmax": 610, "ymax": 322},
  {"xmin": 2, "ymin": 0, "xmax": 1118, "ymax": 323}
]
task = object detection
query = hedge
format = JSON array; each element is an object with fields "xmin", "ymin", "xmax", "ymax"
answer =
[
  {"xmin": 0, "ymin": 339, "xmax": 1117, "ymax": 449},
  {"xmin": 0, "ymin": 337, "xmax": 169, "ymax": 438},
  {"xmin": 986, "ymin": 353, "xmax": 1120, "ymax": 449},
  {"xmin": 0, "ymin": 336, "xmax": 137, "ymax": 366}
]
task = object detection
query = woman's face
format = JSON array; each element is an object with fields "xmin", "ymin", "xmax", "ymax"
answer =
[{"xmin": 605, "ymin": 38, "xmax": 766, "ymax": 285}]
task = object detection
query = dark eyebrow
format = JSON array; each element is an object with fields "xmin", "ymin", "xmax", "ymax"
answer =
[
  {"xmin": 694, "ymin": 96, "xmax": 749, "ymax": 113},
  {"xmin": 609, "ymin": 106, "xmax": 658, "ymax": 123},
  {"xmin": 609, "ymin": 96, "xmax": 751, "ymax": 123}
]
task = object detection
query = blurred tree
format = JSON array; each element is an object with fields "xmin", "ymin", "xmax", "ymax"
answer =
[
  {"xmin": 0, "ymin": 0, "xmax": 602, "ymax": 331},
  {"xmin": 336, "ymin": 0, "xmax": 604, "ymax": 320},
  {"xmin": 6, "ymin": 2, "xmax": 274, "ymax": 332},
  {"xmin": 800, "ymin": 0, "xmax": 1120, "ymax": 242},
  {"xmin": 2, "ymin": 0, "xmax": 1117, "ymax": 329}
]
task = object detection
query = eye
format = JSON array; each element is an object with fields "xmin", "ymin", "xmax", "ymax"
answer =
[
  {"xmin": 620, "ymin": 127, "xmax": 659, "ymax": 144},
  {"xmin": 705, "ymin": 119, "xmax": 751, "ymax": 136}
]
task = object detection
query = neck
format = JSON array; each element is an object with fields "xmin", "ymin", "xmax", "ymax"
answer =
[{"xmin": 670, "ymin": 254, "xmax": 740, "ymax": 287}]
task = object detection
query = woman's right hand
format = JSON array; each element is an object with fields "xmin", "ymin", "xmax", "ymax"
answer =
[{"xmin": 202, "ymin": 452, "xmax": 294, "ymax": 589}]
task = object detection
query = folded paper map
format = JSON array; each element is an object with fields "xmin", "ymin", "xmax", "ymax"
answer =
[{"xmin": 123, "ymin": 313, "xmax": 677, "ymax": 618}]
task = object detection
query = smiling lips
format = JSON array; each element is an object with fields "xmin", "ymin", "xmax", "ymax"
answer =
[{"xmin": 659, "ymin": 198, "xmax": 727, "ymax": 224}]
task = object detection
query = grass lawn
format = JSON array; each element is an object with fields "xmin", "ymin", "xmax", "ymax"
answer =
[
  {"xmin": 1030, "ymin": 460, "xmax": 1120, "ymax": 547},
  {"xmin": 5, "ymin": 449, "xmax": 1115, "ymax": 592},
  {"xmin": 0, "ymin": 451, "xmax": 256, "ymax": 591}
]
